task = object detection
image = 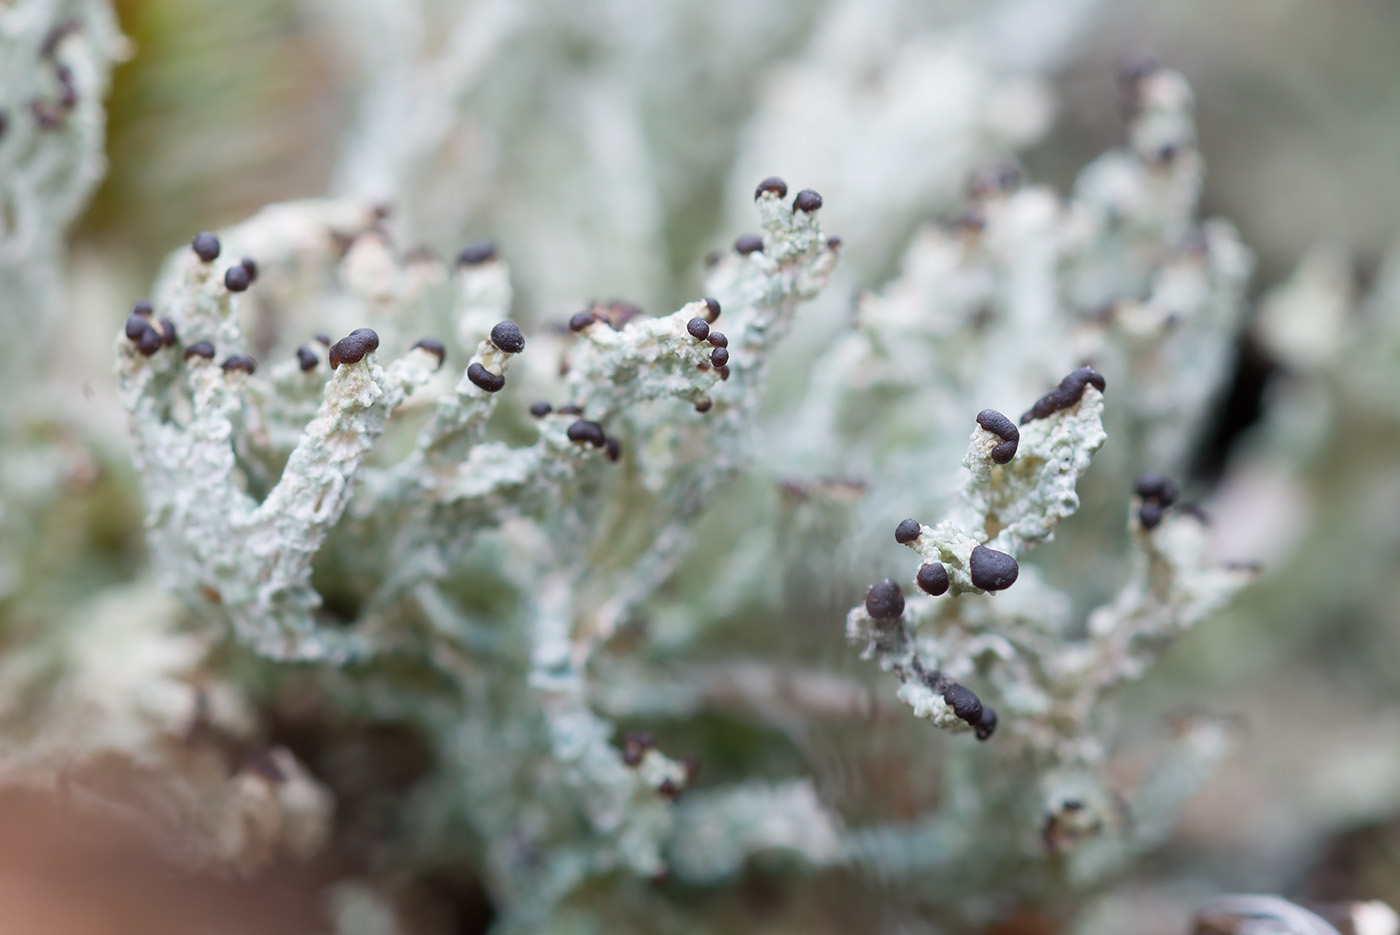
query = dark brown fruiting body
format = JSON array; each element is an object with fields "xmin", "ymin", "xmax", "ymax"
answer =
[
  {"xmin": 224, "ymin": 264, "xmax": 250, "ymax": 292},
  {"xmin": 567, "ymin": 420, "xmax": 607, "ymax": 447},
  {"xmin": 734, "ymin": 234, "xmax": 763, "ymax": 255},
  {"xmin": 1020, "ymin": 367, "xmax": 1107, "ymax": 424},
  {"xmin": 467, "ymin": 362, "xmax": 505, "ymax": 393},
  {"xmin": 490, "ymin": 320, "xmax": 525, "ymax": 353},
  {"xmin": 135, "ymin": 326, "xmax": 163, "ymax": 356},
  {"xmin": 792, "ymin": 189, "xmax": 822, "ymax": 212},
  {"xmin": 569, "ymin": 311, "xmax": 596, "ymax": 332},
  {"xmin": 943, "ymin": 684, "xmax": 983, "ymax": 726},
  {"xmin": 604, "ymin": 437, "xmax": 621, "ymax": 462},
  {"xmin": 827, "ymin": 236, "xmax": 843, "ymax": 250},
  {"xmin": 240, "ymin": 258, "xmax": 258, "ymax": 283},
  {"xmin": 1134, "ymin": 471, "xmax": 1179, "ymax": 529},
  {"xmin": 296, "ymin": 346, "xmax": 318, "ymax": 371},
  {"xmin": 917, "ymin": 562, "xmax": 950, "ymax": 596},
  {"xmin": 975, "ymin": 706, "xmax": 998, "ymax": 741},
  {"xmin": 694, "ymin": 397, "xmax": 713, "ymax": 413},
  {"xmin": 707, "ymin": 332, "xmax": 727, "ymax": 349},
  {"xmin": 686, "ymin": 317, "xmax": 710, "ymax": 340},
  {"xmin": 191, "ymin": 231, "xmax": 220, "ymax": 262},
  {"xmin": 160, "ymin": 318, "xmax": 177, "ymax": 347},
  {"xmin": 969, "ymin": 545, "xmax": 1019, "ymax": 591},
  {"xmin": 125, "ymin": 314, "xmax": 152, "ymax": 342},
  {"xmin": 754, "ymin": 176, "xmax": 788, "ymax": 200},
  {"xmin": 529, "ymin": 401, "xmax": 552, "ymax": 418},
  {"xmin": 716, "ymin": 365, "xmax": 730, "ymax": 381},
  {"xmin": 132, "ymin": 300, "xmax": 153, "ymax": 318},
  {"xmin": 184, "ymin": 341, "xmax": 216, "ymax": 361},
  {"xmin": 895, "ymin": 518, "xmax": 921, "ymax": 544},
  {"xmin": 709, "ymin": 347, "xmax": 729, "ymax": 367},
  {"xmin": 328, "ymin": 328, "xmax": 380, "ymax": 369},
  {"xmin": 1134, "ymin": 472, "xmax": 1179, "ymax": 505},
  {"xmin": 411, "ymin": 338, "xmax": 446, "ymax": 369},
  {"xmin": 221, "ymin": 355, "xmax": 256, "ymax": 374},
  {"xmin": 557, "ymin": 404, "xmax": 583, "ymax": 416},
  {"xmin": 976, "ymin": 409, "xmax": 1020, "ymax": 463},
  {"xmin": 315, "ymin": 332, "xmax": 331, "ymax": 346},
  {"xmin": 457, "ymin": 241, "xmax": 497, "ymax": 265},
  {"xmin": 703, "ymin": 297, "xmax": 721, "ymax": 322},
  {"xmin": 864, "ymin": 579, "xmax": 905, "ymax": 620}
]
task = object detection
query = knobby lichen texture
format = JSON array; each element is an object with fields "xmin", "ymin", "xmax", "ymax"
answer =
[{"xmin": 5, "ymin": 1, "xmax": 1400, "ymax": 933}]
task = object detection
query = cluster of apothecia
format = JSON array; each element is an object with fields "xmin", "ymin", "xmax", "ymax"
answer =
[
  {"xmin": 527, "ymin": 401, "xmax": 621, "ymax": 462},
  {"xmin": 862, "ymin": 578, "xmax": 998, "ymax": 741},
  {"xmin": 686, "ymin": 297, "xmax": 730, "ymax": 400},
  {"xmin": 1134, "ymin": 472, "xmax": 1180, "ymax": 530},
  {"xmin": 465, "ymin": 320, "xmax": 525, "ymax": 393}
]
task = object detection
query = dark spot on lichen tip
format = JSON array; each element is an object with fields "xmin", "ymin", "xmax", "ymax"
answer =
[
  {"xmin": 411, "ymin": 338, "xmax": 446, "ymax": 369},
  {"xmin": 328, "ymin": 328, "xmax": 380, "ymax": 369},
  {"xmin": 221, "ymin": 355, "xmax": 256, "ymax": 375},
  {"xmin": 467, "ymin": 362, "xmax": 505, "ymax": 393},
  {"xmin": 694, "ymin": 397, "xmax": 713, "ymax": 413},
  {"xmin": 895, "ymin": 518, "xmax": 921, "ymax": 544},
  {"xmin": 490, "ymin": 320, "xmax": 526, "ymax": 354},
  {"xmin": 529, "ymin": 401, "xmax": 552, "ymax": 418},
  {"xmin": 1134, "ymin": 471, "xmax": 1179, "ymax": 506},
  {"xmin": 604, "ymin": 437, "xmax": 621, "ymax": 462},
  {"xmin": 969, "ymin": 545, "xmax": 1019, "ymax": 591},
  {"xmin": 754, "ymin": 176, "xmax": 788, "ymax": 200},
  {"xmin": 707, "ymin": 332, "xmax": 728, "ymax": 349},
  {"xmin": 566, "ymin": 419, "xmax": 607, "ymax": 448},
  {"xmin": 710, "ymin": 347, "xmax": 730, "ymax": 367},
  {"xmin": 125, "ymin": 314, "xmax": 151, "ymax": 342},
  {"xmin": 314, "ymin": 332, "xmax": 331, "ymax": 346},
  {"xmin": 456, "ymin": 240, "xmax": 498, "ymax": 266},
  {"xmin": 974, "ymin": 705, "xmax": 998, "ymax": 741},
  {"xmin": 135, "ymin": 325, "xmax": 163, "ymax": 356},
  {"xmin": 132, "ymin": 300, "xmax": 153, "ymax": 318},
  {"xmin": 793, "ymin": 189, "xmax": 823, "ymax": 212},
  {"xmin": 991, "ymin": 441, "xmax": 1017, "ymax": 464},
  {"xmin": 558, "ymin": 404, "xmax": 583, "ymax": 415},
  {"xmin": 1020, "ymin": 366, "xmax": 1107, "ymax": 423},
  {"xmin": 1138, "ymin": 501, "xmax": 1163, "ymax": 530},
  {"xmin": 184, "ymin": 341, "xmax": 215, "ymax": 361},
  {"xmin": 160, "ymin": 318, "xmax": 177, "ymax": 347},
  {"xmin": 734, "ymin": 234, "xmax": 764, "ymax": 255},
  {"xmin": 657, "ymin": 779, "xmax": 679, "ymax": 800},
  {"xmin": 686, "ymin": 317, "xmax": 710, "ymax": 340},
  {"xmin": 239, "ymin": 258, "xmax": 258, "ymax": 283},
  {"xmin": 224, "ymin": 264, "xmax": 251, "ymax": 292},
  {"xmin": 717, "ymin": 365, "xmax": 730, "ymax": 381},
  {"xmin": 191, "ymin": 231, "xmax": 221, "ymax": 262},
  {"xmin": 975, "ymin": 409, "xmax": 1019, "ymax": 446},
  {"xmin": 917, "ymin": 562, "xmax": 950, "ymax": 596},
  {"xmin": 943, "ymin": 684, "xmax": 984, "ymax": 726},
  {"xmin": 622, "ymin": 745, "xmax": 642, "ymax": 767},
  {"xmin": 864, "ymin": 578, "xmax": 905, "ymax": 620},
  {"xmin": 703, "ymin": 297, "xmax": 721, "ymax": 322},
  {"xmin": 295, "ymin": 346, "xmax": 318, "ymax": 371},
  {"xmin": 569, "ymin": 311, "xmax": 596, "ymax": 332},
  {"xmin": 827, "ymin": 235, "xmax": 843, "ymax": 250}
]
